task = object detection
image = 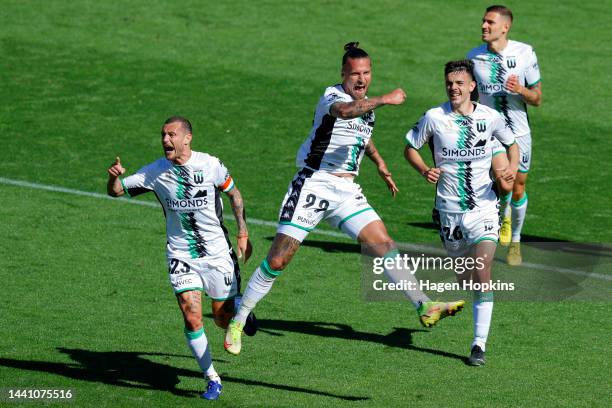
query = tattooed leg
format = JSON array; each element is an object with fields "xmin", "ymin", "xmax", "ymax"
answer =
[
  {"xmin": 231, "ymin": 234, "xmax": 302, "ymax": 326},
  {"xmin": 177, "ymin": 290, "xmax": 203, "ymax": 331}
]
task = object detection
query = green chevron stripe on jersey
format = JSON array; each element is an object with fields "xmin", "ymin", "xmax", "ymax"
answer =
[
  {"xmin": 454, "ymin": 116, "xmax": 473, "ymax": 211},
  {"xmin": 173, "ymin": 166, "xmax": 187, "ymax": 199},
  {"xmin": 346, "ymin": 136, "xmax": 365, "ymax": 171},
  {"xmin": 179, "ymin": 213, "xmax": 200, "ymax": 258},
  {"xmin": 455, "ymin": 117, "xmax": 469, "ymax": 149},
  {"xmin": 173, "ymin": 166, "xmax": 207, "ymax": 258},
  {"xmin": 486, "ymin": 52, "xmax": 515, "ymax": 134},
  {"xmin": 487, "ymin": 52, "xmax": 501, "ymax": 83}
]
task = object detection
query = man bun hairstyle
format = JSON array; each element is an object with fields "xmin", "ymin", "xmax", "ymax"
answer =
[
  {"xmin": 164, "ymin": 116, "xmax": 192, "ymax": 133},
  {"xmin": 342, "ymin": 41, "xmax": 369, "ymax": 65},
  {"xmin": 486, "ymin": 4, "xmax": 513, "ymax": 22}
]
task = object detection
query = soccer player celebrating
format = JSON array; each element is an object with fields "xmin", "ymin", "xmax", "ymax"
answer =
[
  {"xmin": 224, "ymin": 43, "xmax": 465, "ymax": 356},
  {"xmin": 404, "ymin": 60, "xmax": 518, "ymax": 365},
  {"xmin": 107, "ymin": 116, "xmax": 255, "ymax": 400},
  {"xmin": 468, "ymin": 4, "xmax": 542, "ymax": 265}
]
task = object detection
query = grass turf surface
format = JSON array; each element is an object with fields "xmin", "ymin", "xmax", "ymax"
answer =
[{"xmin": 1, "ymin": 0, "xmax": 611, "ymax": 406}]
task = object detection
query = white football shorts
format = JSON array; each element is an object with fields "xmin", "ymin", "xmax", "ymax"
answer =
[
  {"xmin": 433, "ymin": 206, "xmax": 500, "ymax": 257},
  {"xmin": 277, "ymin": 169, "xmax": 381, "ymax": 242},
  {"xmin": 516, "ymin": 133, "xmax": 532, "ymax": 173},
  {"xmin": 167, "ymin": 253, "xmax": 237, "ymax": 300}
]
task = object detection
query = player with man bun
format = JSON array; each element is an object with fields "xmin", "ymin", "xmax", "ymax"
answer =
[{"xmin": 225, "ymin": 43, "xmax": 465, "ymax": 356}]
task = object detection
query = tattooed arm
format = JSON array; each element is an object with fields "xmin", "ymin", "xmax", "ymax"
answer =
[
  {"xmin": 226, "ymin": 186, "xmax": 252, "ymax": 262},
  {"xmin": 226, "ymin": 187, "xmax": 247, "ymax": 235},
  {"xmin": 330, "ymin": 88, "xmax": 407, "ymax": 119},
  {"xmin": 366, "ymin": 140, "xmax": 399, "ymax": 197}
]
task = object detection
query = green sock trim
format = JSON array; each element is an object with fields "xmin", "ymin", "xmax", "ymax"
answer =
[
  {"xmin": 500, "ymin": 192, "xmax": 512, "ymax": 204},
  {"xmin": 260, "ymin": 259, "xmax": 281, "ymax": 279},
  {"xmin": 383, "ymin": 249, "xmax": 399, "ymax": 259},
  {"xmin": 511, "ymin": 192, "xmax": 528, "ymax": 207},
  {"xmin": 474, "ymin": 291, "xmax": 494, "ymax": 302},
  {"xmin": 184, "ymin": 327, "xmax": 204, "ymax": 340}
]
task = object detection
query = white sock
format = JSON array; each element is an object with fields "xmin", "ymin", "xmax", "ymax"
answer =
[
  {"xmin": 382, "ymin": 249, "xmax": 430, "ymax": 308},
  {"xmin": 500, "ymin": 192, "xmax": 512, "ymax": 219},
  {"xmin": 472, "ymin": 292, "xmax": 494, "ymax": 351},
  {"xmin": 185, "ymin": 328, "xmax": 219, "ymax": 381},
  {"xmin": 234, "ymin": 260, "xmax": 279, "ymax": 325},
  {"xmin": 511, "ymin": 192, "xmax": 528, "ymax": 242}
]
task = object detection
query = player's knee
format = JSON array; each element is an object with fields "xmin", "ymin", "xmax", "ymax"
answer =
[
  {"xmin": 379, "ymin": 237, "xmax": 395, "ymax": 254},
  {"xmin": 512, "ymin": 183, "xmax": 526, "ymax": 200},
  {"xmin": 359, "ymin": 228, "xmax": 395, "ymax": 253},
  {"xmin": 210, "ymin": 300, "xmax": 233, "ymax": 329},
  {"xmin": 183, "ymin": 316, "xmax": 203, "ymax": 332},
  {"xmin": 267, "ymin": 255, "xmax": 288, "ymax": 272}
]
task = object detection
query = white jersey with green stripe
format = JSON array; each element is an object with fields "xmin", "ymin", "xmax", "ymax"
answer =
[
  {"xmin": 296, "ymin": 84, "xmax": 374, "ymax": 175},
  {"xmin": 121, "ymin": 151, "xmax": 235, "ymax": 259},
  {"xmin": 406, "ymin": 102, "xmax": 515, "ymax": 213},
  {"xmin": 468, "ymin": 40, "xmax": 541, "ymax": 138}
]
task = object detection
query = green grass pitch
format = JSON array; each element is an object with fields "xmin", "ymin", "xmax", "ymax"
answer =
[{"xmin": 1, "ymin": 1, "xmax": 611, "ymax": 407}]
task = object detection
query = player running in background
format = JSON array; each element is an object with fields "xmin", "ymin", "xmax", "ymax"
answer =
[
  {"xmin": 106, "ymin": 116, "xmax": 256, "ymax": 400},
  {"xmin": 468, "ymin": 4, "xmax": 542, "ymax": 265},
  {"xmin": 224, "ymin": 43, "xmax": 465, "ymax": 356},
  {"xmin": 404, "ymin": 60, "xmax": 518, "ymax": 365}
]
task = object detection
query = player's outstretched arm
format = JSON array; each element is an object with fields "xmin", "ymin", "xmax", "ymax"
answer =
[
  {"xmin": 365, "ymin": 140, "xmax": 398, "ymax": 196},
  {"xmin": 506, "ymin": 76, "xmax": 542, "ymax": 107},
  {"xmin": 226, "ymin": 187, "xmax": 252, "ymax": 263},
  {"xmin": 330, "ymin": 88, "xmax": 406, "ymax": 119},
  {"xmin": 107, "ymin": 156, "xmax": 126, "ymax": 197},
  {"xmin": 404, "ymin": 146, "xmax": 441, "ymax": 184}
]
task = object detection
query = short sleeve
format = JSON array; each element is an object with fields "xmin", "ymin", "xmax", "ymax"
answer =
[
  {"xmin": 121, "ymin": 163, "xmax": 156, "ymax": 198},
  {"xmin": 491, "ymin": 139, "xmax": 506, "ymax": 157},
  {"xmin": 491, "ymin": 112, "xmax": 516, "ymax": 147},
  {"xmin": 321, "ymin": 86, "xmax": 352, "ymax": 115},
  {"xmin": 213, "ymin": 158, "xmax": 234, "ymax": 192},
  {"xmin": 525, "ymin": 48, "xmax": 541, "ymax": 88},
  {"xmin": 405, "ymin": 112, "xmax": 434, "ymax": 149}
]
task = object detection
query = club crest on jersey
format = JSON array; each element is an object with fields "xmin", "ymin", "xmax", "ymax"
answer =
[
  {"xmin": 193, "ymin": 170, "xmax": 204, "ymax": 184},
  {"xmin": 361, "ymin": 111, "xmax": 375, "ymax": 126},
  {"xmin": 476, "ymin": 120, "xmax": 487, "ymax": 133},
  {"xmin": 506, "ymin": 57, "xmax": 517, "ymax": 69}
]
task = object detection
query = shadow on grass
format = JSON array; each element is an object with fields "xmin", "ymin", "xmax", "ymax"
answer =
[
  {"xmin": 256, "ymin": 319, "xmax": 469, "ymax": 364},
  {"xmin": 0, "ymin": 348, "xmax": 368, "ymax": 401}
]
